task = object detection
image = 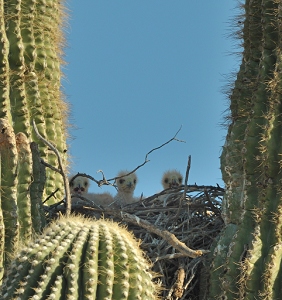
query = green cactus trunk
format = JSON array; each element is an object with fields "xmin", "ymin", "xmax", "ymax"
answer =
[
  {"xmin": 0, "ymin": 0, "xmax": 69, "ymax": 277},
  {"xmin": 0, "ymin": 216, "xmax": 160, "ymax": 300},
  {"xmin": 207, "ymin": 1, "xmax": 282, "ymax": 299},
  {"xmin": 0, "ymin": 0, "xmax": 69, "ymax": 203}
]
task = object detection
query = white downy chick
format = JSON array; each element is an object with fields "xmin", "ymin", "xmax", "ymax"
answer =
[
  {"xmin": 114, "ymin": 170, "xmax": 139, "ymax": 207},
  {"xmin": 159, "ymin": 170, "xmax": 183, "ymax": 204},
  {"xmin": 162, "ymin": 170, "xmax": 183, "ymax": 189},
  {"xmin": 69, "ymin": 175, "xmax": 90, "ymax": 204},
  {"xmin": 69, "ymin": 175, "xmax": 90, "ymax": 195}
]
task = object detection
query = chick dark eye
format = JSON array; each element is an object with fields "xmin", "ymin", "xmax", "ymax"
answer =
[
  {"xmin": 119, "ymin": 179, "xmax": 125, "ymax": 184},
  {"xmin": 134, "ymin": 179, "xmax": 136, "ymax": 184},
  {"xmin": 178, "ymin": 178, "xmax": 182, "ymax": 183},
  {"xmin": 164, "ymin": 179, "xmax": 169, "ymax": 184},
  {"xmin": 84, "ymin": 182, "xmax": 88, "ymax": 187},
  {"xmin": 70, "ymin": 182, "xmax": 74, "ymax": 187}
]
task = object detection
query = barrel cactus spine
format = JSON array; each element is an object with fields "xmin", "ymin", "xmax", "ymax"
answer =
[{"xmin": 0, "ymin": 216, "xmax": 160, "ymax": 299}]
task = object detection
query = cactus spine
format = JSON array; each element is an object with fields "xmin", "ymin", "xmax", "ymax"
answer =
[
  {"xmin": 0, "ymin": 216, "xmax": 159, "ymax": 300},
  {"xmin": 208, "ymin": 1, "xmax": 282, "ymax": 299}
]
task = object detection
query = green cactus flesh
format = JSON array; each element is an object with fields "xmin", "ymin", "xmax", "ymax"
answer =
[
  {"xmin": 208, "ymin": 1, "xmax": 282, "ymax": 299},
  {"xmin": 0, "ymin": 0, "xmax": 69, "ymax": 203},
  {"xmin": 0, "ymin": 216, "xmax": 160, "ymax": 300},
  {"xmin": 0, "ymin": 119, "xmax": 19, "ymax": 267},
  {"xmin": 15, "ymin": 132, "xmax": 33, "ymax": 241}
]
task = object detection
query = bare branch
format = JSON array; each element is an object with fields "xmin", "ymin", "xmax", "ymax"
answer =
[
  {"xmin": 40, "ymin": 159, "xmax": 62, "ymax": 174},
  {"xmin": 144, "ymin": 125, "xmax": 185, "ymax": 162},
  {"xmin": 106, "ymin": 126, "xmax": 185, "ymax": 182},
  {"xmin": 111, "ymin": 211, "xmax": 209, "ymax": 259},
  {"xmin": 42, "ymin": 188, "xmax": 60, "ymax": 204},
  {"xmin": 32, "ymin": 120, "xmax": 71, "ymax": 216}
]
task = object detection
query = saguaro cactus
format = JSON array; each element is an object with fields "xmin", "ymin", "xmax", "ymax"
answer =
[
  {"xmin": 0, "ymin": 0, "xmax": 69, "ymax": 203},
  {"xmin": 0, "ymin": 216, "xmax": 160, "ymax": 299},
  {"xmin": 207, "ymin": 1, "xmax": 282, "ymax": 299}
]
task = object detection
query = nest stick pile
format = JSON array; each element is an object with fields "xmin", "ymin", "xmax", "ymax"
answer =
[{"xmin": 46, "ymin": 184, "xmax": 224, "ymax": 299}]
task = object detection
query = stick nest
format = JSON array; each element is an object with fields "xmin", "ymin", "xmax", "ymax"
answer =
[{"xmin": 46, "ymin": 184, "xmax": 224, "ymax": 299}]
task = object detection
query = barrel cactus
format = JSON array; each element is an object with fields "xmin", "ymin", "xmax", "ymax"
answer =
[
  {"xmin": 207, "ymin": 0, "xmax": 282, "ymax": 299},
  {"xmin": 0, "ymin": 216, "xmax": 160, "ymax": 299}
]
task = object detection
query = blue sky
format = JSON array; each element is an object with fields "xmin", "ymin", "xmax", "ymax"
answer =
[{"xmin": 63, "ymin": 1, "xmax": 241, "ymax": 197}]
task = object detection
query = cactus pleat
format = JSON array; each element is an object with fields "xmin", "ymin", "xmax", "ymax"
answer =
[
  {"xmin": 29, "ymin": 141, "xmax": 46, "ymax": 232},
  {"xmin": 0, "ymin": 0, "xmax": 10, "ymax": 121},
  {"xmin": 0, "ymin": 119, "xmax": 19, "ymax": 266},
  {"xmin": 82, "ymin": 224, "xmax": 99, "ymax": 299},
  {"xmin": 208, "ymin": 0, "xmax": 282, "ymax": 299},
  {"xmin": 15, "ymin": 132, "xmax": 32, "ymax": 240},
  {"xmin": 0, "ymin": 216, "xmax": 159, "ymax": 299}
]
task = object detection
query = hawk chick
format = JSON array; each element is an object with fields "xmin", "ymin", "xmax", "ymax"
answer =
[
  {"xmin": 114, "ymin": 170, "xmax": 139, "ymax": 207},
  {"xmin": 69, "ymin": 175, "xmax": 89, "ymax": 195},
  {"xmin": 162, "ymin": 170, "xmax": 183, "ymax": 189}
]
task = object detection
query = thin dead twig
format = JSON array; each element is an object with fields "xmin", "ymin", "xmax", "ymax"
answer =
[
  {"xmin": 42, "ymin": 188, "xmax": 60, "ymax": 204},
  {"xmin": 101, "ymin": 126, "xmax": 185, "ymax": 183}
]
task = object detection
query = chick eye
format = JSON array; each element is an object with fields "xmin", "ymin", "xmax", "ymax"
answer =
[
  {"xmin": 84, "ymin": 181, "xmax": 88, "ymax": 187},
  {"xmin": 178, "ymin": 177, "xmax": 182, "ymax": 183},
  {"xmin": 119, "ymin": 179, "xmax": 125, "ymax": 184},
  {"xmin": 134, "ymin": 179, "xmax": 136, "ymax": 184},
  {"xmin": 164, "ymin": 179, "xmax": 169, "ymax": 184},
  {"xmin": 70, "ymin": 182, "xmax": 74, "ymax": 187}
]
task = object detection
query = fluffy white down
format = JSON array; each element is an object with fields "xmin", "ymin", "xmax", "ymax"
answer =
[
  {"xmin": 114, "ymin": 170, "xmax": 140, "ymax": 207},
  {"xmin": 161, "ymin": 170, "xmax": 183, "ymax": 189}
]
